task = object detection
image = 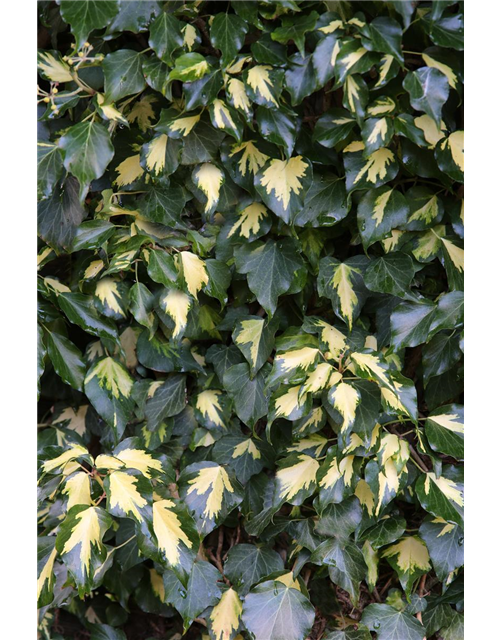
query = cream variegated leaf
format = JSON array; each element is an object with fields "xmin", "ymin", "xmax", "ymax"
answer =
[
  {"xmin": 209, "ymin": 588, "xmax": 243, "ymax": 640},
  {"xmin": 256, "ymin": 156, "xmax": 311, "ymax": 223},
  {"xmin": 274, "ymin": 454, "xmax": 319, "ymax": 506},
  {"xmin": 55, "ymin": 505, "xmax": 113, "ymax": 596},
  {"xmin": 152, "ymin": 498, "xmax": 198, "ymax": 583},
  {"xmin": 180, "ymin": 462, "xmax": 243, "ymax": 535},
  {"xmin": 104, "ymin": 469, "xmax": 152, "ymax": 524},
  {"xmin": 193, "ymin": 163, "xmax": 224, "ymax": 213}
]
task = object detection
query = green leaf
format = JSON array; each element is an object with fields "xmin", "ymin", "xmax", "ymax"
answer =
[
  {"xmin": 365, "ymin": 253, "xmax": 415, "ymax": 297},
  {"xmin": 368, "ymin": 17, "xmax": 404, "ymax": 65},
  {"xmin": 210, "ymin": 13, "xmax": 248, "ymax": 67},
  {"xmin": 59, "ymin": 0, "xmax": 119, "ymax": 48},
  {"xmin": 106, "ymin": 1, "xmax": 161, "ymax": 35},
  {"xmin": 424, "ymin": 12, "xmax": 464, "ymax": 50},
  {"xmin": 362, "ymin": 604, "xmax": 426, "ymax": 640},
  {"xmin": 37, "ymin": 142, "xmax": 64, "ymax": 199},
  {"xmin": 139, "ymin": 184, "xmax": 187, "ymax": 228},
  {"xmin": 37, "ymin": 324, "xmax": 46, "ymax": 397},
  {"xmin": 234, "ymin": 238, "xmax": 304, "ymax": 316},
  {"xmin": 296, "ymin": 174, "xmax": 350, "ymax": 227},
  {"xmin": 58, "ymin": 292, "xmax": 118, "ymax": 341},
  {"xmin": 45, "ymin": 330, "xmax": 86, "ymax": 392},
  {"xmin": 103, "ymin": 50, "xmax": 146, "ymax": 103},
  {"xmin": 148, "ymin": 12, "xmax": 183, "ymax": 64},
  {"xmin": 38, "ymin": 177, "xmax": 86, "ymax": 251},
  {"xmin": 256, "ymin": 107, "xmax": 297, "ymax": 157},
  {"xmin": 403, "ymin": 67, "xmax": 450, "ymax": 127},
  {"xmin": 224, "ymin": 544, "xmax": 284, "ymax": 596},
  {"xmin": 223, "ymin": 362, "xmax": 270, "ymax": 428},
  {"xmin": 310, "ymin": 537, "xmax": 366, "ymax": 604},
  {"xmin": 59, "ymin": 121, "xmax": 114, "ymax": 202},
  {"xmin": 315, "ymin": 497, "xmax": 363, "ymax": 540},
  {"xmin": 285, "ymin": 53, "xmax": 318, "ymax": 106},
  {"xmin": 242, "ymin": 580, "xmax": 315, "ymax": 640},
  {"xmin": 90, "ymin": 624, "xmax": 127, "ymax": 640},
  {"xmin": 271, "ymin": 11, "xmax": 319, "ymax": 57}
]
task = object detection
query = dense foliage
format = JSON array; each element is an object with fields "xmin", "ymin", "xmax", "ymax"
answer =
[{"xmin": 37, "ymin": 1, "xmax": 464, "ymax": 639}]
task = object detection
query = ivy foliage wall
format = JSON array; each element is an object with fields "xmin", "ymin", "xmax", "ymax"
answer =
[{"xmin": 37, "ymin": 1, "xmax": 464, "ymax": 639}]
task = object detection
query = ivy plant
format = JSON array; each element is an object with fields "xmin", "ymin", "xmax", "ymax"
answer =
[{"xmin": 37, "ymin": 1, "xmax": 464, "ymax": 639}]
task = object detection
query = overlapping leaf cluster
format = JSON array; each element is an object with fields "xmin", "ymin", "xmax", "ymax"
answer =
[{"xmin": 37, "ymin": 1, "xmax": 464, "ymax": 639}]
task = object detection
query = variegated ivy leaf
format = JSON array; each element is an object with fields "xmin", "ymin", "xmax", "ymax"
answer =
[
  {"xmin": 269, "ymin": 384, "xmax": 312, "ymax": 424},
  {"xmin": 269, "ymin": 336, "xmax": 320, "ymax": 386},
  {"xmin": 318, "ymin": 256, "xmax": 369, "ymax": 329},
  {"xmin": 357, "ymin": 186, "xmax": 410, "ymax": 249},
  {"xmin": 416, "ymin": 466, "xmax": 464, "ymax": 528},
  {"xmin": 317, "ymin": 449, "xmax": 357, "ymax": 509},
  {"xmin": 152, "ymin": 498, "xmax": 199, "ymax": 585},
  {"xmin": 209, "ymin": 99, "xmax": 243, "ymax": 141},
  {"xmin": 208, "ymin": 587, "xmax": 243, "ymax": 640},
  {"xmin": 435, "ymin": 130, "xmax": 464, "ymax": 183},
  {"xmin": 141, "ymin": 133, "xmax": 181, "ymax": 178},
  {"xmin": 313, "ymin": 108, "xmax": 357, "ymax": 149},
  {"xmin": 94, "ymin": 436, "xmax": 165, "ymax": 479},
  {"xmin": 212, "ymin": 435, "xmax": 268, "ymax": 485},
  {"xmin": 221, "ymin": 139, "xmax": 273, "ymax": 192},
  {"xmin": 193, "ymin": 389, "xmax": 230, "ymax": 432},
  {"xmin": 273, "ymin": 453, "xmax": 320, "ymax": 507},
  {"xmin": 405, "ymin": 187, "xmax": 444, "ymax": 231},
  {"xmin": 179, "ymin": 462, "xmax": 244, "ymax": 535},
  {"xmin": 361, "ymin": 117, "xmax": 394, "ymax": 156},
  {"xmin": 84, "ymin": 357, "xmax": 135, "ymax": 443},
  {"xmin": 382, "ymin": 536, "xmax": 431, "ymax": 597},
  {"xmin": 41, "ymin": 443, "xmax": 92, "ymax": 476},
  {"xmin": 244, "ymin": 65, "xmax": 284, "ymax": 109},
  {"xmin": 419, "ymin": 516, "xmax": 464, "ymax": 584},
  {"xmin": 232, "ymin": 315, "xmax": 277, "ymax": 376},
  {"xmin": 350, "ymin": 350, "xmax": 417, "ymax": 422},
  {"xmin": 302, "ymin": 316, "xmax": 347, "ymax": 360},
  {"xmin": 62, "ymin": 470, "xmax": 92, "ymax": 510},
  {"xmin": 344, "ymin": 142, "xmax": 399, "ymax": 192},
  {"xmin": 37, "ymin": 537, "xmax": 58, "ymax": 608},
  {"xmin": 327, "ymin": 380, "xmax": 361, "ymax": 433},
  {"xmin": 169, "ymin": 53, "xmax": 210, "ymax": 83},
  {"xmin": 104, "ymin": 468, "xmax": 152, "ymax": 526},
  {"xmin": 192, "ymin": 163, "xmax": 225, "ymax": 214},
  {"xmin": 159, "ymin": 287, "xmax": 192, "ymax": 341},
  {"xmin": 425, "ymin": 404, "xmax": 464, "ymax": 460},
  {"xmin": 254, "ymin": 156, "xmax": 312, "ymax": 224},
  {"xmin": 55, "ymin": 505, "xmax": 113, "ymax": 596}
]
